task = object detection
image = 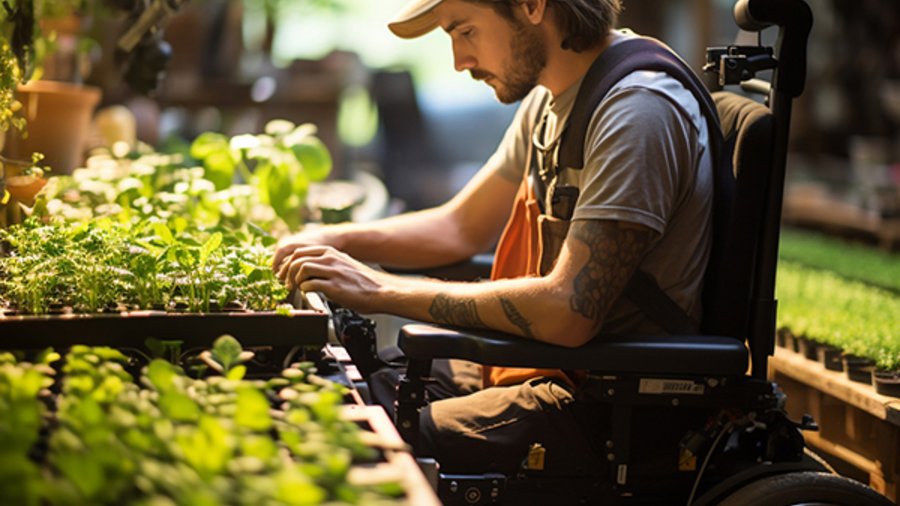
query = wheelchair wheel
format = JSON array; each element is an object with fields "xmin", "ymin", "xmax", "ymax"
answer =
[{"xmin": 718, "ymin": 471, "xmax": 893, "ymax": 506}]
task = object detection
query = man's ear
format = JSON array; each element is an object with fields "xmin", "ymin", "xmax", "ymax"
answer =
[{"xmin": 517, "ymin": 0, "xmax": 547, "ymax": 25}]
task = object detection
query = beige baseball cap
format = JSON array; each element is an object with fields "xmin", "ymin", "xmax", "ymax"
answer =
[{"xmin": 388, "ymin": 0, "xmax": 445, "ymax": 38}]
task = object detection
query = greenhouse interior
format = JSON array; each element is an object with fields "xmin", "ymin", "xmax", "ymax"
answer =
[{"xmin": 0, "ymin": 0, "xmax": 898, "ymax": 504}]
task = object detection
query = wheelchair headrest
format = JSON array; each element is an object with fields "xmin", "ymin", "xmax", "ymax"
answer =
[{"xmin": 713, "ymin": 92, "xmax": 775, "ymax": 179}]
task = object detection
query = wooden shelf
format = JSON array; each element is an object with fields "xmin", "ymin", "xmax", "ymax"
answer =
[
  {"xmin": 342, "ymin": 405, "xmax": 441, "ymax": 506},
  {"xmin": 771, "ymin": 349, "xmax": 900, "ymax": 425},
  {"xmin": 770, "ymin": 347, "xmax": 900, "ymax": 501}
]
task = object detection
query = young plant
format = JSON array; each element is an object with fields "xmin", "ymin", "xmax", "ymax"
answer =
[
  {"xmin": 1, "ymin": 217, "xmax": 288, "ymax": 314},
  {"xmin": 198, "ymin": 334, "xmax": 254, "ymax": 380},
  {"xmin": 0, "ymin": 353, "xmax": 54, "ymax": 506},
  {"xmin": 37, "ymin": 338, "xmax": 405, "ymax": 504},
  {"xmin": 777, "ymin": 261, "xmax": 900, "ymax": 371},
  {"xmin": 190, "ymin": 119, "xmax": 333, "ymax": 231}
]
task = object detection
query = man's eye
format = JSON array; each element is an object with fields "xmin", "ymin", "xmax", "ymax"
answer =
[{"xmin": 460, "ymin": 28, "xmax": 474, "ymax": 38}]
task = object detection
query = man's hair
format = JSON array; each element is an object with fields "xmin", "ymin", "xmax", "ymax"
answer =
[{"xmin": 469, "ymin": 0, "xmax": 623, "ymax": 52}]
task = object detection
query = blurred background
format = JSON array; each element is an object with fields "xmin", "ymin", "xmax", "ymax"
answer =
[{"xmin": 57, "ymin": 0, "xmax": 900, "ymax": 247}]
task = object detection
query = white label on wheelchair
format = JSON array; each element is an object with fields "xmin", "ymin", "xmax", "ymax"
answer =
[{"xmin": 638, "ymin": 379, "xmax": 706, "ymax": 395}]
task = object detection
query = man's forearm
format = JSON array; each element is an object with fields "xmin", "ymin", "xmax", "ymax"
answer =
[
  {"xmin": 332, "ymin": 169, "xmax": 518, "ymax": 268},
  {"xmin": 378, "ymin": 275, "xmax": 588, "ymax": 346},
  {"xmin": 371, "ymin": 220, "xmax": 656, "ymax": 346},
  {"xmin": 327, "ymin": 206, "xmax": 483, "ymax": 268}
]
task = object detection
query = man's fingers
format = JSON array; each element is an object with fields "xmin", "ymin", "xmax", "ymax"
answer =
[
  {"xmin": 272, "ymin": 247, "xmax": 290, "ymax": 270},
  {"xmin": 277, "ymin": 246, "xmax": 337, "ymax": 281},
  {"xmin": 286, "ymin": 260, "xmax": 333, "ymax": 290},
  {"xmin": 272, "ymin": 242, "xmax": 334, "ymax": 271},
  {"xmin": 288, "ymin": 245, "xmax": 335, "ymax": 257},
  {"xmin": 298, "ymin": 278, "xmax": 327, "ymax": 294},
  {"xmin": 272, "ymin": 241, "xmax": 303, "ymax": 270}
]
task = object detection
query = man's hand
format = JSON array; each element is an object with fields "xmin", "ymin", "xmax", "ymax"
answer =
[
  {"xmin": 272, "ymin": 226, "xmax": 344, "ymax": 272},
  {"xmin": 276, "ymin": 245, "xmax": 398, "ymax": 314}
]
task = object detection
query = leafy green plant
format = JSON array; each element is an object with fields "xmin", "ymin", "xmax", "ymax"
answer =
[
  {"xmin": 777, "ymin": 261, "xmax": 900, "ymax": 371},
  {"xmin": 0, "ymin": 351, "xmax": 55, "ymax": 506},
  {"xmin": 0, "ymin": 0, "xmax": 32, "ymax": 134},
  {"xmin": 21, "ymin": 338, "xmax": 406, "ymax": 505},
  {"xmin": 38, "ymin": 121, "xmax": 332, "ymax": 234},
  {"xmin": 0, "ymin": 218, "xmax": 288, "ymax": 314},
  {"xmin": 198, "ymin": 334, "xmax": 254, "ymax": 380},
  {"xmin": 190, "ymin": 120, "xmax": 333, "ymax": 231},
  {"xmin": 37, "ymin": 150, "xmax": 277, "ymax": 230}
]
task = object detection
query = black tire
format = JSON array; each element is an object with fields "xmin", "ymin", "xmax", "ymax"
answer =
[{"xmin": 718, "ymin": 472, "xmax": 893, "ymax": 506}]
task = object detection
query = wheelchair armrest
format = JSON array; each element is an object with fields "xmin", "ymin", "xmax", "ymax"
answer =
[
  {"xmin": 398, "ymin": 324, "xmax": 748, "ymax": 377},
  {"xmin": 383, "ymin": 254, "xmax": 494, "ymax": 281}
]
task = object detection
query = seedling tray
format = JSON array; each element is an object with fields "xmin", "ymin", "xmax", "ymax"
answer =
[{"xmin": 0, "ymin": 308, "xmax": 328, "ymax": 351}]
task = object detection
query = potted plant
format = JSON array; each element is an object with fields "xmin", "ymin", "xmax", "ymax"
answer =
[
  {"xmin": 816, "ymin": 342, "xmax": 844, "ymax": 372},
  {"xmin": 777, "ymin": 259, "xmax": 899, "ymax": 389},
  {"xmin": 873, "ymin": 366, "xmax": 900, "ymax": 398},
  {"xmin": 869, "ymin": 326, "xmax": 899, "ymax": 398},
  {"xmin": 1, "ymin": 0, "xmax": 104, "ymax": 177}
]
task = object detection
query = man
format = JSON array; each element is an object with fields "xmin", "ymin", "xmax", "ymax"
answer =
[{"xmin": 273, "ymin": 0, "xmax": 714, "ymax": 474}]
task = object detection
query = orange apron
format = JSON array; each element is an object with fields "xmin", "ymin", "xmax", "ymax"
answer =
[{"xmin": 484, "ymin": 176, "xmax": 577, "ymax": 388}]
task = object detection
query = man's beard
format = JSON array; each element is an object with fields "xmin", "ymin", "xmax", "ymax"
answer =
[{"xmin": 473, "ymin": 20, "xmax": 547, "ymax": 104}]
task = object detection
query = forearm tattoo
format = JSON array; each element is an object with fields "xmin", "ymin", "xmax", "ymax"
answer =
[
  {"xmin": 429, "ymin": 294, "xmax": 485, "ymax": 328},
  {"xmin": 499, "ymin": 297, "xmax": 535, "ymax": 339},
  {"xmin": 569, "ymin": 221, "xmax": 653, "ymax": 324}
]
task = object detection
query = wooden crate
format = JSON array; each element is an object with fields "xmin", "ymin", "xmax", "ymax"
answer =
[{"xmin": 770, "ymin": 347, "xmax": 900, "ymax": 501}]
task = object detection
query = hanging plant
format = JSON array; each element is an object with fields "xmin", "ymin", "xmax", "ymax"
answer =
[{"xmin": 0, "ymin": 0, "xmax": 34, "ymax": 134}]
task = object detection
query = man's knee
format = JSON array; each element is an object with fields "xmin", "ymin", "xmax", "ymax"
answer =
[{"xmin": 415, "ymin": 379, "xmax": 596, "ymax": 473}]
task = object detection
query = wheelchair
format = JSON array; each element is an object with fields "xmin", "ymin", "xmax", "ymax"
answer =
[{"xmin": 334, "ymin": 0, "xmax": 895, "ymax": 504}]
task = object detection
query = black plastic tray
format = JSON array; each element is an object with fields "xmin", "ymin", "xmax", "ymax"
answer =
[{"xmin": 0, "ymin": 296, "xmax": 329, "ymax": 352}]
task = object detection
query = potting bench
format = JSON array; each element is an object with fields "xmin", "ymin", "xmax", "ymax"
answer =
[{"xmin": 770, "ymin": 347, "xmax": 900, "ymax": 501}]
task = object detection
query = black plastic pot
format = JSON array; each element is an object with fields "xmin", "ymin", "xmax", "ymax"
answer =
[
  {"xmin": 873, "ymin": 370, "xmax": 900, "ymax": 398},
  {"xmin": 0, "ymin": 310, "xmax": 328, "ymax": 350},
  {"xmin": 796, "ymin": 336, "xmax": 820, "ymax": 361},
  {"xmin": 783, "ymin": 331, "xmax": 799, "ymax": 353},
  {"xmin": 776, "ymin": 327, "xmax": 790, "ymax": 349},
  {"xmin": 816, "ymin": 344, "xmax": 844, "ymax": 372},
  {"xmin": 842, "ymin": 354, "xmax": 876, "ymax": 384}
]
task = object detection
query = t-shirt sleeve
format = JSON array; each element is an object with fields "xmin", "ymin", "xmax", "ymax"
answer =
[
  {"xmin": 571, "ymin": 85, "xmax": 699, "ymax": 234},
  {"xmin": 484, "ymin": 88, "xmax": 549, "ymax": 182}
]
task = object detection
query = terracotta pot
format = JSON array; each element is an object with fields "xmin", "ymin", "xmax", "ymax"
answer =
[
  {"xmin": 2, "ymin": 160, "xmax": 47, "ymax": 206},
  {"xmin": 3, "ymin": 80, "xmax": 101, "ymax": 175},
  {"xmin": 5, "ymin": 175, "xmax": 47, "ymax": 206}
]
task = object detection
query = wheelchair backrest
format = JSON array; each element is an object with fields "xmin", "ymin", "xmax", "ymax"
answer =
[
  {"xmin": 700, "ymin": 0, "xmax": 812, "ymax": 379},
  {"xmin": 700, "ymin": 92, "xmax": 774, "ymax": 342}
]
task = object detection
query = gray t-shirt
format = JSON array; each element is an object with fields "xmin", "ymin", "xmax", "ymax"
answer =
[{"xmin": 483, "ymin": 34, "xmax": 713, "ymax": 334}]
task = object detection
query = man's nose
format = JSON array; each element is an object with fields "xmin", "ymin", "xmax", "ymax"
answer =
[{"xmin": 452, "ymin": 44, "xmax": 476, "ymax": 72}]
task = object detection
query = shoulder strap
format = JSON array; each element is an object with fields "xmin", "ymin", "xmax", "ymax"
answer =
[
  {"xmin": 553, "ymin": 37, "xmax": 725, "ymax": 335},
  {"xmin": 558, "ymin": 37, "xmax": 724, "ymax": 171}
]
